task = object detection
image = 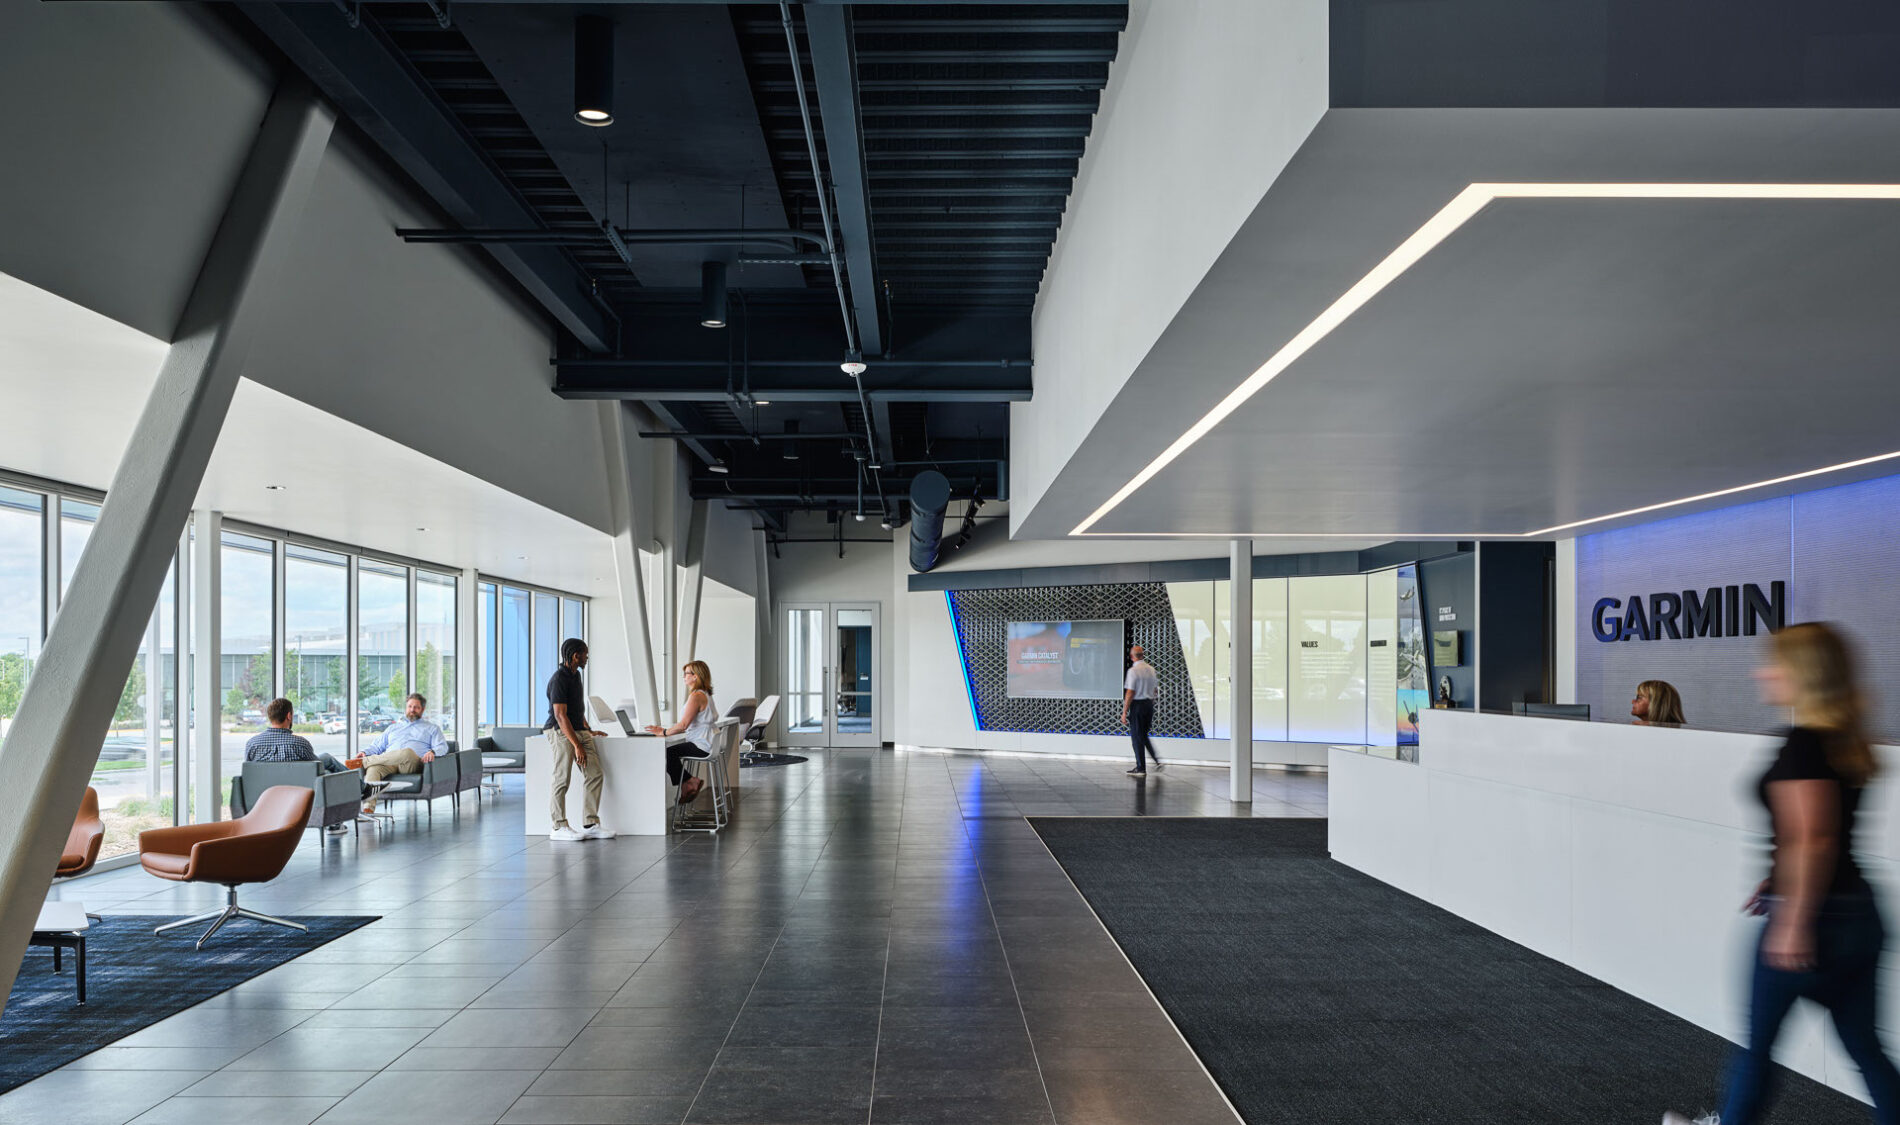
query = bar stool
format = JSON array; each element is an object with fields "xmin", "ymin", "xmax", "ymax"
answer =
[{"xmin": 674, "ymin": 718, "xmax": 741, "ymax": 834}]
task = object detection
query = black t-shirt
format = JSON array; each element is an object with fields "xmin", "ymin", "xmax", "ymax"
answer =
[
  {"xmin": 1756, "ymin": 726, "xmax": 1871, "ymax": 899},
  {"xmin": 544, "ymin": 664, "xmax": 586, "ymax": 731}
]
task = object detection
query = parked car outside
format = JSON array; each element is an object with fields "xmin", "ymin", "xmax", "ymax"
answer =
[{"xmin": 322, "ymin": 718, "xmax": 347, "ymax": 735}]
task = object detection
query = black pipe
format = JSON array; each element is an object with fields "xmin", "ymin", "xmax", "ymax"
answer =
[{"xmin": 908, "ymin": 470, "xmax": 952, "ymax": 573}]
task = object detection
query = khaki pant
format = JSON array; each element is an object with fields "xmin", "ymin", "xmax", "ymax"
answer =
[
  {"xmin": 360, "ymin": 747, "xmax": 422, "ymax": 810},
  {"xmin": 548, "ymin": 727, "xmax": 603, "ymax": 829}
]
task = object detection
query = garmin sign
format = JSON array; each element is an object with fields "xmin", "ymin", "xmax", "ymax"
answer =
[{"xmin": 1592, "ymin": 581, "xmax": 1786, "ymax": 643}]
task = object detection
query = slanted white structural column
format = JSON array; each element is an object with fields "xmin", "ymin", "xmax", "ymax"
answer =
[
  {"xmin": 0, "ymin": 81, "xmax": 334, "ymax": 1006},
  {"xmin": 677, "ymin": 499, "xmax": 708, "ymax": 662},
  {"xmin": 599, "ymin": 402, "xmax": 661, "ymax": 726},
  {"xmin": 1230, "ymin": 538, "xmax": 1252, "ymax": 802}
]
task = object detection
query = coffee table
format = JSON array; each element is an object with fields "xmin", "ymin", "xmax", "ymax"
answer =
[{"xmin": 31, "ymin": 901, "xmax": 90, "ymax": 1005}]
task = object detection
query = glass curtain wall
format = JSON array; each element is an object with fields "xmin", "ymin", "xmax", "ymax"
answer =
[
  {"xmin": 479, "ymin": 582, "xmax": 498, "ymax": 732},
  {"xmin": 501, "ymin": 585, "xmax": 531, "ymax": 725},
  {"xmin": 479, "ymin": 582, "xmax": 587, "ymax": 734},
  {"xmin": 416, "ymin": 571, "xmax": 456, "ymax": 733},
  {"xmin": 0, "ymin": 487, "xmax": 44, "ymax": 747},
  {"xmin": 358, "ymin": 562, "xmax": 408, "ymax": 734},
  {"xmin": 219, "ymin": 532, "xmax": 275, "ymax": 784},
  {"xmin": 532, "ymin": 592, "xmax": 558, "ymax": 716},
  {"xmin": 285, "ymin": 546, "xmax": 349, "ymax": 760}
]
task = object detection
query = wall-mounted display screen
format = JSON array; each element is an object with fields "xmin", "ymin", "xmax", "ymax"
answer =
[{"xmin": 1005, "ymin": 619, "xmax": 1125, "ymax": 699}]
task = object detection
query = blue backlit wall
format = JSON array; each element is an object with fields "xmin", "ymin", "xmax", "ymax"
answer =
[
  {"xmin": 946, "ymin": 583, "xmax": 1203, "ymax": 737},
  {"xmin": 1575, "ymin": 471, "xmax": 1900, "ymax": 740}
]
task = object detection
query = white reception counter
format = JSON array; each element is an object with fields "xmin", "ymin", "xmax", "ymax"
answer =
[
  {"xmin": 1330, "ymin": 710, "xmax": 1900, "ymax": 1102},
  {"xmin": 523, "ymin": 733, "xmax": 670, "ymax": 836}
]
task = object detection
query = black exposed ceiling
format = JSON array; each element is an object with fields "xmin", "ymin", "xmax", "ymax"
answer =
[{"xmin": 235, "ymin": 0, "xmax": 1126, "ymax": 532}]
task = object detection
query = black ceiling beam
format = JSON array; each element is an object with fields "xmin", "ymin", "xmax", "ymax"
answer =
[
  {"xmin": 804, "ymin": 5, "xmax": 882, "ymax": 359},
  {"xmin": 557, "ymin": 364, "xmax": 1030, "ymax": 403},
  {"xmin": 235, "ymin": 2, "xmax": 616, "ymax": 352}
]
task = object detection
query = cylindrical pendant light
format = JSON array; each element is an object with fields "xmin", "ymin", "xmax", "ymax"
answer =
[
  {"xmin": 574, "ymin": 15, "xmax": 614, "ymax": 126},
  {"xmin": 699, "ymin": 261, "xmax": 728, "ymax": 328}
]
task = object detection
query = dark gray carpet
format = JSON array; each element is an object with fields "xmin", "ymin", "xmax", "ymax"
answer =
[
  {"xmin": 1030, "ymin": 817, "xmax": 1874, "ymax": 1124},
  {"xmin": 1, "ymin": 914, "xmax": 377, "ymax": 1093}
]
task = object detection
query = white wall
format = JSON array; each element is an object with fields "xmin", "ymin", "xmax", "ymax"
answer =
[
  {"xmin": 1013, "ymin": 0, "xmax": 1329, "ymax": 534},
  {"xmin": 698, "ymin": 583, "xmax": 757, "ymax": 709}
]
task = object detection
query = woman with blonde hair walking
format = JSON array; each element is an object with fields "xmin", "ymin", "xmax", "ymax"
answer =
[{"xmin": 1666, "ymin": 623, "xmax": 1900, "ymax": 1124}]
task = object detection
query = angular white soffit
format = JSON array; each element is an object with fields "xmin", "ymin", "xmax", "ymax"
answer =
[{"xmin": 1071, "ymin": 183, "xmax": 1900, "ymax": 541}]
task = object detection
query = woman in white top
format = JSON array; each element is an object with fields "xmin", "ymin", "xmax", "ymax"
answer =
[{"xmin": 645, "ymin": 660, "xmax": 719, "ymax": 802}]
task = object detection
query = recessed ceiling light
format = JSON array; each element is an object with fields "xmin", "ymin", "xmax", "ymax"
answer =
[
  {"xmin": 1073, "ymin": 181, "xmax": 1900, "ymax": 539},
  {"xmin": 755, "ymin": 399, "xmax": 772, "ymax": 406},
  {"xmin": 709, "ymin": 461, "xmax": 730, "ymax": 475}
]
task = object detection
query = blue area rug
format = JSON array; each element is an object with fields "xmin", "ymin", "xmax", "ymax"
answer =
[{"xmin": 1, "ymin": 913, "xmax": 377, "ymax": 1093}]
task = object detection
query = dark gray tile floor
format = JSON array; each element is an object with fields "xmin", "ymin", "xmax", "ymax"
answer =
[{"xmin": 9, "ymin": 749, "xmax": 1325, "ymax": 1125}]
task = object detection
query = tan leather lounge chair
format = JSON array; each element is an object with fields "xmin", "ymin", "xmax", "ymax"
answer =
[
  {"xmin": 138, "ymin": 785, "xmax": 312, "ymax": 949},
  {"xmin": 55, "ymin": 786, "xmax": 107, "ymax": 922}
]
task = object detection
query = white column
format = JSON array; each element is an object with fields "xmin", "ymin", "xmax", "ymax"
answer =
[
  {"xmin": 0, "ymin": 82, "xmax": 333, "ymax": 1009},
  {"xmin": 1230, "ymin": 538, "xmax": 1253, "ymax": 803},
  {"xmin": 191, "ymin": 510, "xmax": 222, "ymax": 825}
]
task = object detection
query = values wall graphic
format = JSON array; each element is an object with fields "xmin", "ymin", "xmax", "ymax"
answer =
[
  {"xmin": 1396, "ymin": 564, "xmax": 1428, "ymax": 748},
  {"xmin": 1006, "ymin": 619, "xmax": 1125, "ymax": 700}
]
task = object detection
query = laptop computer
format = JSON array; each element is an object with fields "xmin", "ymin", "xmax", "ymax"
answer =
[{"xmin": 614, "ymin": 708, "xmax": 639, "ymax": 736}]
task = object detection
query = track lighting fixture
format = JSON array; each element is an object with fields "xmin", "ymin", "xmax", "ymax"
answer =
[
  {"xmin": 709, "ymin": 460, "xmax": 729, "ymax": 475},
  {"xmin": 573, "ymin": 15, "xmax": 615, "ymax": 126},
  {"xmin": 699, "ymin": 261, "xmax": 728, "ymax": 328}
]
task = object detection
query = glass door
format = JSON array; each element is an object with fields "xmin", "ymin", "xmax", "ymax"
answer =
[
  {"xmin": 783, "ymin": 604, "xmax": 827, "ymax": 746},
  {"xmin": 832, "ymin": 605, "xmax": 879, "ymax": 747},
  {"xmin": 781, "ymin": 602, "xmax": 881, "ymax": 747}
]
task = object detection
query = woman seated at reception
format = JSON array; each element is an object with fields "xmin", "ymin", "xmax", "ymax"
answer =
[
  {"xmin": 646, "ymin": 660, "xmax": 720, "ymax": 803},
  {"xmin": 1630, "ymin": 679, "xmax": 1686, "ymax": 726}
]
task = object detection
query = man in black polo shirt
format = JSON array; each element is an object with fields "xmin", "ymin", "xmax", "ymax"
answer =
[{"xmin": 545, "ymin": 638, "xmax": 612, "ymax": 842}]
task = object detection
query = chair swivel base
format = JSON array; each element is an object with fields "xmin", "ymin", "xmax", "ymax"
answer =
[{"xmin": 154, "ymin": 885, "xmax": 307, "ymax": 950}]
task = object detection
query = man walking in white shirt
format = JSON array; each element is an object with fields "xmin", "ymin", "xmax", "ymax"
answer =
[{"xmin": 1120, "ymin": 644, "xmax": 1164, "ymax": 776}]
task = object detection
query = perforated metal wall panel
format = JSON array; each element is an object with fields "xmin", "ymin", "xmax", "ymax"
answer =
[
  {"xmin": 1575, "ymin": 471, "xmax": 1900, "ymax": 741},
  {"xmin": 947, "ymin": 583, "xmax": 1204, "ymax": 737}
]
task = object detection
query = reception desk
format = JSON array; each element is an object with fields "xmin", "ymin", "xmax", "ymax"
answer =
[
  {"xmin": 524, "ymin": 733, "xmax": 670, "ymax": 836},
  {"xmin": 1330, "ymin": 710, "xmax": 1900, "ymax": 1102}
]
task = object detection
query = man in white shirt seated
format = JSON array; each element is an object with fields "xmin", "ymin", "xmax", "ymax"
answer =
[{"xmin": 359, "ymin": 692, "xmax": 450, "ymax": 812}]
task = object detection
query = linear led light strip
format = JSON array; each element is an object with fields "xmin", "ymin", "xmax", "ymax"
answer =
[{"xmin": 1071, "ymin": 182, "xmax": 1900, "ymax": 540}]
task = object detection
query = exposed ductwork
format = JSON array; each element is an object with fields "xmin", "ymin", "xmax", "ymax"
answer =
[{"xmin": 907, "ymin": 470, "xmax": 951, "ymax": 573}]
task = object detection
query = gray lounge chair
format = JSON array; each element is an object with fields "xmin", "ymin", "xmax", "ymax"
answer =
[{"xmin": 230, "ymin": 761, "xmax": 364, "ymax": 836}]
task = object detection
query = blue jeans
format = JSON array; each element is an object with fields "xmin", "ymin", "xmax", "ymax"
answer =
[{"xmin": 1722, "ymin": 897, "xmax": 1900, "ymax": 1124}]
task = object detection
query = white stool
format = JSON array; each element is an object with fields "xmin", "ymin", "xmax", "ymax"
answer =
[{"xmin": 674, "ymin": 719, "xmax": 739, "ymax": 834}]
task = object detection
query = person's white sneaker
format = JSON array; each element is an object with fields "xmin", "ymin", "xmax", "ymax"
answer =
[
  {"xmin": 582, "ymin": 824, "xmax": 616, "ymax": 840},
  {"xmin": 548, "ymin": 826, "xmax": 586, "ymax": 842},
  {"xmin": 1662, "ymin": 1112, "xmax": 1719, "ymax": 1125}
]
